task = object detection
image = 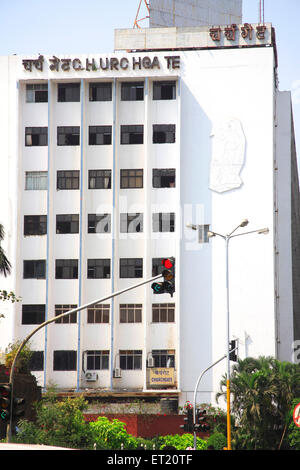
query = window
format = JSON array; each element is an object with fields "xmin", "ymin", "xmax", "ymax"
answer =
[
  {"xmin": 153, "ymin": 81, "xmax": 176, "ymax": 100},
  {"xmin": 25, "ymin": 171, "xmax": 48, "ymax": 190},
  {"xmin": 55, "ymin": 259, "xmax": 78, "ymax": 279},
  {"xmin": 152, "ymin": 349, "xmax": 175, "ymax": 368},
  {"xmin": 23, "ymin": 260, "xmax": 46, "ymax": 279},
  {"xmin": 88, "ymin": 214, "xmax": 111, "ymax": 233},
  {"xmin": 56, "ymin": 214, "xmax": 79, "ymax": 234},
  {"xmin": 121, "ymin": 82, "xmax": 144, "ymax": 101},
  {"xmin": 55, "ymin": 304, "xmax": 77, "ymax": 324},
  {"xmin": 120, "ymin": 350, "xmax": 142, "ymax": 370},
  {"xmin": 58, "ymin": 83, "xmax": 80, "ymax": 102},
  {"xmin": 153, "ymin": 124, "xmax": 176, "ymax": 144},
  {"xmin": 120, "ymin": 169, "xmax": 143, "ymax": 189},
  {"xmin": 57, "ymin": 126, "xmax": 80, "ymax": 146},
  {"xmin": 26, "ymin": 84, "xmax": 48, "ymax": 103},
  {"xmin": 120, "ymin": 213, "xmax": 143, "ymax": 233},
  {"xmin": 57, "ymin": 171, "xmax": 80, "ymax": 190},
  {"xmin": 152, "ymin": 258, "xmax": 175, "ymax": 277},
  {"xmin": 120, "ymin": 258, "xmax": 143, "ymax": 278},
  {"xmin": 120, "ymin": 304, "xmax": 142, "ymax": 323},
  {"xmin": 87, "ymin": 259, "xmax": 111, "ymax": 279},
  {"xmin": 24, "ymin": 215, "xmax": 47, "ymax": 236},
  {"xmin": 53, "ymin": 350, "xmax": 77, "ymax": 370},
  {"xmin": 25, "ymin": 127, "xmax": 48, "ymax": 146},
  {"xmin": 89, "ymin": 126, "xmax": 112, "ymax": 145},
  {"xmin": 152, "ymin": 213, "xmax": 175, "ymax": 233},
  {"xmin": 89, "ymin": 82, "xmax": 112, "ymax": 101},
  {"xmin": 87, "ymin": 304, "xmax": 110, "ymax": 323},
  {"xmin": 153, "ymin": 169, "xmax": 176, "ymax": 188},
  {"xmin": 152, "ymin": 303, "xmax": 175, "ymax": 323},
  {"xmin": 22, "ymin": 305, "xmax": 45, "ymax": 325},
  {"xmin": 121, "ymin": 125, "xmax": 143, "ymax": 144},
  {"xmin": 29, "ymin": 351, "xmax": 44, "ymax": 371},
  {"xmin": 88, "ymin": 170, "xmax": 111, "ymax": 189},
  {"xmin": 86, "ymin": 350, "xmax": 109, "ymax": 370}
]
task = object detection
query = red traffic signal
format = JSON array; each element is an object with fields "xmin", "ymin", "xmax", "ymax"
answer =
[
  {"xmin": 0, "ymin": 383, "xmax": 11, "ymax": 421},
  {"xmin": 151, "ymin": 258, "xmax": 175, "ymax": 297},
  {"xmin": 162, "ymin": 258, "xmax": 174, "ymax": 270}
]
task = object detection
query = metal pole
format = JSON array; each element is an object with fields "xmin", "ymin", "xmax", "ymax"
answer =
[{"xmin": 225, "ymin": 236, "xmax": 232, "ymax": 450}]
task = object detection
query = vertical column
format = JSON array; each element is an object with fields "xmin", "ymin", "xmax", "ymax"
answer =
[{"xmin": 176, "ymin": 77, "xmax": 181, "ymax": 391}]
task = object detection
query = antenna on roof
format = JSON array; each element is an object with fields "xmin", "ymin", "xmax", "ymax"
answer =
[
  {"xmin": 258, "ymin": 0, "xmax": 265, "ymax": 24},
  {"xmin": 133, "ymin": 0, "xmax": 150, "ymax": 28}
]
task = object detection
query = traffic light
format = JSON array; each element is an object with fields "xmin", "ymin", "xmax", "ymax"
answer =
[
  {"xmin": 151, "ymin": 258, "xmax": 175, "ymax": 297},
  {"xmin": 180, "ymin": 407, "xmax": 193, "ymax": 432},
  {"xmin": 194, "ymin": 409, "xmax": 210, "ymax": 432},
  {"xmin": 0, "ymin": 383, "xmax": 11, "ymax": 422},
  {"xmin": 229, "ymin": 339, "xmax": 238, "ymax": 362}
]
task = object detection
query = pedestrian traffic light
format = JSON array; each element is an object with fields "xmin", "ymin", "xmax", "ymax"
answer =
[
  {"xmin": 229, "ymin": 339, "xmax": 238, "ymax": 362},
  {"xmin": 180, "ymin": 407, "xmax": 193, "ymax": 432},
  {"xmin": 151, "ymin": 258, "xmax": 175, "ymax": 297},
  {"xmin": 13, "ymin": 397, "xmax": 25, "ymax": 420},
  {"xmin": 194, "ymin": 409, "xmax": 210, "ymax": 432},
  {"xmin": 0, "ymin": 383, "xmax": 11, "ymax": 422}
]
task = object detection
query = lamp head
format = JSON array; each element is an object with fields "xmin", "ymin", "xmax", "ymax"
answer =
[{"xmin": 240, "ymin": 219, "xmax": 249, "ymax": 227}]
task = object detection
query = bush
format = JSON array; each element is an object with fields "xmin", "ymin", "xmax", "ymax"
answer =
[
  {"xmin": 90, "ymin": 417, "xmax": 138, "ymax": 450},
  {"xmin": 206, "ymin": 432, "xmax": 227, "ymax": 450},
  {"xmin": 157, "ymin": 433, "xmax": 207, "ymax": 450}
]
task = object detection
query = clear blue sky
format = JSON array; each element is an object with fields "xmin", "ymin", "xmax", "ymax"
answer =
[{"xmin": 1, "ymin": 0, "xmax": 300, "ymax": 148}]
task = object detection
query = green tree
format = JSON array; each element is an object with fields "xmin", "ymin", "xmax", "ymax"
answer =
[{"xmin": 0, "ymin": 224, "xmax": 11, "ymax": 277}]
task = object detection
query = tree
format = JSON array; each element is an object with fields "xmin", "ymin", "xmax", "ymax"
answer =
[{"xmin": 0, "ymin": 224, "xmax": 11, "ymax": 277}]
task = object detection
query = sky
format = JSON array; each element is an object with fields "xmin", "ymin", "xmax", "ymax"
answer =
[{"xmin": 0, "ymin": 0, "xmax": 300, "ymax": 147}]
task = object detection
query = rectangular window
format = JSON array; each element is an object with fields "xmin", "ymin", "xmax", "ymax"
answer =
[
  {"xmin": 22, "ymin": 305, "xmax": 45, "ymax": 325},
  {"xmin": 152, "ymin": 258, "xmax": 175, "ymax": 277},
  {"xmin": 29, "ymin": 351, "xmax": 44, "ymax": 371},
  {"xmin": 120, "ymin": 258, "xmax": 143, "ymax": 278},
  {"xmin": 89, "ymin": 82, "xmax": 112, "ymax": 101},
  {"xmin": 57, "ymin": 171, "xmax": 80, "ymax": 190},
  {"xmin": 119, "ymin": 350, "xmax": 142, "ymax": 370},
  {"xmin": 88, "ymin": 214, "xmax": 111, "ymax": 233},
  {"xmin": 152, "ymin": 303, "xmax": 175, "ymax": 323},
  {"xmin": 86, "ymin": 350, "xmax": 109, "ymax": 370},
  {"xmin": 89, "ymin": 126, "xmax": 112, "ymax": 145},
  {"xmin": 120, "ymin": 169, "xmax": 143, "ymax": 189},
  {"xmin": 56, "ymin": 214, "xmax": 79, "ymax": 234},
  {"xmin": 152, "ymin": 349, "xmax": 175, "ymax": 368},
  {"xmin": 120, "ymin": 125, "xmax": 143, "ymax": 144},
  {"xmin": 153, "ymin": 124, "xmax": 176, "ymax": 144},
  {"xmin": 121, "ymin": 82, "xmax": 144, "ymax": 101},
  {"xmin": 58, "ymin": 83, "xmax": 80, "ymax": 102},
  {"xmin": 87, "ymin": 259, "xmax": 111, "ymax": 279},
  {"xmin": 120, "ymin": 304, "xmax": 142, "ymax": 323},
  {"xmin": 23, "ymin": 260, "xmax": 46, "ymax": 279},
  {"xmin": 88, "ymin": 170, "xmax": 111, "ymax": 189},
  {"xmin": 153, "ymin": 169, "xmax": 176, "ymax": 188},
  {"xmin": 24, "ymin": 215, "xmax": 47, "ymax": 236},
  {"xmin": 153, "ymin": 81, "xmax": 176, "ymax": 100},
  {"xmin": 87, "ymin": 304, "xmax": 110, "ymax": 323},
  {"xmin": 55, "ymin": 259, "xmax": 78, "ymax": 279},
  {"xmin": 53, "ymin": 350, "xmax": 77, "ymax": 371},
  {"xmin": 25, "ymin": 127, "xmax": 48, "ymax": 146},
  {"xmin": 25, "ymin": 171, "xmax": 48, "ymax": 190},
  {"xmin": 120, "ymin": 213, "xmax": 143, "ymax": 233},
  {"xmin": 26, "ymin": 84, "xmax": 48, "ymax": 103},
  {"xmin": 55, "ymin": 304, "xmax": 77, "ymax": 324},
  {"xmin": 57, "ymin": 126, "xmax": 80, "ymax": 146},
  {"xmin": 152, "ymin": 213, "xmax": 175, "ymax": 233}
]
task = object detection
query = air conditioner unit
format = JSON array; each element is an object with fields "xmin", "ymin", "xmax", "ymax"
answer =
[
  {"xmin": 85, "ymin": 371, "xmax": 98, "ymax": 382},
  {"xmin": 113, "ymin": 368, "xmax": 121, "ymax": 378},
  {"xmin": 148, "ymin": 357, "xmax": 155, "ymax": 368}
]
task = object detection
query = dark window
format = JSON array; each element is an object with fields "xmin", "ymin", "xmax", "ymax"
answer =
[
  {"xmin": 153, "ymin": 124, "xmax": 176, "ymax": 144},
  {"xmin": 88, "ymin": 214, "xmax": 111, "ymax": 233},
  {"xmin": 25, "ymin": 127, "xmax": 48, "ymax": 146},
  {"xmin": 87, "ymin": 304, "xmax": 110, "ymax": 323},
  {"xmin": 120, "ymin": 125, "xmax": 143, "ymax": 144},
  {"xmin": 152, "ymin": 303, "xmax": 175, "ymax": 323},
  {"xmin": 153, "ymin": 81, "xmax": 176, "ymax": 100},
  {"xmin": 55, "ymin": 304, "xmax": 77, "ymax": 324},
  {"xmin": 87, "ymin": 259, "xmax": 111, "ymax": 279},
  {"xmin": 57, "ymin": 171, "xmax": 80, "ymax": 190},
  {"xmin": 58, "ymin": 83, "xmax": 80, "ymax": 102},
  {"xmin": 24, "ymin": 215, "xmax": 47, "ymax": 236},
  {"xmin": 23, "ymin": 260, "xmax": 46, "ymax": 279},
  {"xmin": 26, "ymin": 84, "xmax": 48, "ymax": 103},
  {"xmin": 152, "ymin": 213, "xmax": 175, "ymax": 232},
  {"xmin": 22, "ymin": 305, "xmax": 45, "ymax": 325},
  {"xmin": 121, "ymin": 82, "xmax": 144, "ymax": 101},
  {"xmin": 55, "ymin": 259, "xmax": 78, "ymax": 279},
  {"xmin": 56, "ymin": 214, "xmax": 79, "ymax": 234},
  {"xmin": 53, "ymin": 350, "xmax": 77, "ymax": 370},
  {"xmin": 29, "ymin": 351, "xmax": 44, "ymax": 371},
  {"xmin": 153, "ymin": 169, "xmax": 176, "ymax": 188},
  {"xmin": 120, "ymin": 213, "xmax": 143, "ymax": 233},
  {"xmin": 152, "ymin": 257, "xmax": 175, "ymax": 277},
  {"xmin": 89, "ymin": 126, "xmax": 112, "ymax": 145},
  {"xmin": 88, "ymin": 170, "xmax": 111, "ymax": 189},
  {"xmin": 120, "ymin": 258, "xmax": 143, "ymax": 278},
  {"xmin": 57, "ymin": 126, "xmax": 80, "ymax": 146},
  {"xmin": 120, "ymin": 169, "xmax": 143, "ymax": 189},
  {"xmin": 120, "ymin": 350, "xmax": 142, "ymax": 370},
  {"xmin": 152, "ymin": 349, "xmax": 175, "ymax": 368},
  {"xmin": 89, "ymin": 82, "xmax": 112, "ymax": 101},
  {"xmin": 86, "ymin": 350, "xmax": 109, "ymax": 370},
  {"xmin": 120, "ymin": 304, "xmax": 142, "ymax": 323}
]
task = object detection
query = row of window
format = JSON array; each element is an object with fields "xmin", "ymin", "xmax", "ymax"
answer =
[
  {"xmin": 23, "ymin": 257, "xmax": 175, "ymax": 280},
  {"xmin": 24, "ymin": 212, "xmax": 175, "ymax": 235},
  {"xmin": 26, "ymin": 81, "xmax": 176, "ymax": 103},
  {"xmin": 25, "ymin": 124, "xmax": 176, "ymax": 146},
  {"xmin": 25, "ymin": 169, "xmax": 176, "ymax": 190},
  {"xmin": 22, "ymin": 302, "xmax": 175, "ymax": 325}
]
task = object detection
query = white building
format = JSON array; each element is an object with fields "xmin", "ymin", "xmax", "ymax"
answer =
[{"xmin": 0, "ymin": 22, "xmax": 299, "ymax": 408}]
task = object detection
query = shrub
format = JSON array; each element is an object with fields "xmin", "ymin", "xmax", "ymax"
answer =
[
  {"xmin": 206, "ymin": 432, "xmax": 227, "ymax": 450},
  {"xmin": 157, "ymin": 433, "xmax": 207, "ymax": 450},
  {"xmin": 89, "ymin": 416, "xmax": 138, "ymax": 450}
]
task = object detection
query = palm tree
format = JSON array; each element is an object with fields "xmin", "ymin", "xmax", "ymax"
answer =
[{"xmin": 0, "ymin": 224, "xmax": 11, "ymax": 277}]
